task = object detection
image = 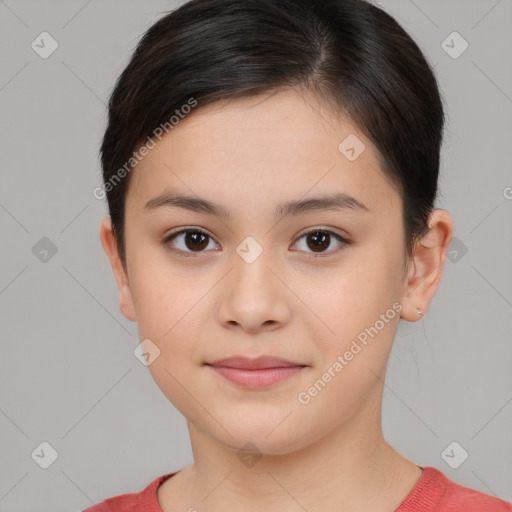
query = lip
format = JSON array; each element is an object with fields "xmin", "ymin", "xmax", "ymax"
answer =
[
  {"xmin": 207, "ymin": 355, "xmax": 305, "ymax": 370},
  {"xmin": 205, "ymin": 355, "xmax": 308, "ymax": 388}
]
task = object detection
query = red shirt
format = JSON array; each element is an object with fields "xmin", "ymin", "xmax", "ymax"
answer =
[{"xmin": 82, "ymin": 466, "xmax": 512, "ymax": 511}]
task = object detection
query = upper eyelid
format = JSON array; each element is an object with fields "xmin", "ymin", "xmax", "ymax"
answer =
[
  {"xmin": 295, "ymin": 226, "xmax": 348, "ymax": 239},
  {"xmin": 165, "ymin": 227, "xmax": 217, "ymax": 243},
  {"xmin": 165, "ymin": 226, "xmax": 348, "ymax": 240}
]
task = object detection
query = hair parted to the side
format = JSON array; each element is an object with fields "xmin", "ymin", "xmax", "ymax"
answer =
[{"xmin": 100, "ymin": 0, "xmax": 445, "ymax": 269}]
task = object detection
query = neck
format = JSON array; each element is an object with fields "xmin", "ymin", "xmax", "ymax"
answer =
[{"xmin": 159, "ymin": 385, "xmax": 423, "ymax": 512}]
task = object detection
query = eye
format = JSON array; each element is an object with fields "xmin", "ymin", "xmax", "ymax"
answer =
[
  {"xmin": 163, "ymin": 228, "xmax": 219, "ymax": 257},
  {"xmin": 162, "ymin": 227, "xmax": 351, "ymax": 258},
  {"xmin": 291, "ymin": 228, "xmax": 351, "ymax": 256}
]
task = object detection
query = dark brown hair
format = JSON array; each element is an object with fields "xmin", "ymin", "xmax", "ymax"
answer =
[{"xmin": 100, "ymin": 0, "xmax": 445, "ymax": 268}]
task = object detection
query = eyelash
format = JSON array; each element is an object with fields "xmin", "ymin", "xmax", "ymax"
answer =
[{"xmin": 162, "ymin": 227, "xmax": 352, "ymax": 258}]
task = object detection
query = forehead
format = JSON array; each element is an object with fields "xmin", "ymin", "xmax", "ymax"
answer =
[{"xmin": 126, "ymin": 88, "xmax": 400, "ymax": 217}]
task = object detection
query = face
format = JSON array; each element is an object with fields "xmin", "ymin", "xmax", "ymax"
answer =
[{"xmin": 102, "ymin": 88, "xmax": 424, "ymax": 455}]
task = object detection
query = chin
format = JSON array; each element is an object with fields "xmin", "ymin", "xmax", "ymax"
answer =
[{"xmin": 212, "ymin": 421, "xmax": 315, "ymax": 457}]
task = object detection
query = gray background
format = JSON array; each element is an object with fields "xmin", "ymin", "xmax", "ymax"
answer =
[{"xmin": 1, "ymin": 0, "xmax": 511, "ymax": 510}]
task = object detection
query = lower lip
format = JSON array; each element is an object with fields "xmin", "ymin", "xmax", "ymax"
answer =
[{"xmin": 207, "ymin": 365, "xmax": 306, "ymax": 388}]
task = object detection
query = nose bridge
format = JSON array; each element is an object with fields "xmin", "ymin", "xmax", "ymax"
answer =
[
  {"xmin": 235, "ymin": 233, "xmax": 267, "ymax": 266},
  {"xmin": 214, "ymin": 233, "xmax": 290, "ymax": 331},
  {"xmin": 232, "ymin": 234, "xmax": 275, "ymax": 290}
]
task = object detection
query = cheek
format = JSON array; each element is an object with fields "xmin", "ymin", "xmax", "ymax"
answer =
[
  {"xmin": 297, "ymin": 248, "xmax": 402, "ymax": 367},
  {"xmin": 294, "ymin": 266, "xmax": 399, "ymax": 420},
  {"xmin": 134, "ymin": 280, "xmax": 206, "ymax": 351},
  {"xmin": 133, "ymin": 269, "xmax": 210, "ymax": 412},
  {"xmin": 127, "ymin": 268, "xmax": 210, "ymax": 394},
  {"xmin": 128, "ymin": 246, "xmax": 199, "ymax": 333},
  {"xmin": 297, "ymin": 260, "xmax": 393, "ymax": 333}
]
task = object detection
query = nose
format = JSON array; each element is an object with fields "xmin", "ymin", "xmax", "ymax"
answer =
[{"xmin": 215, "ymin": 244, "xmax": 291, "ymax": 333}]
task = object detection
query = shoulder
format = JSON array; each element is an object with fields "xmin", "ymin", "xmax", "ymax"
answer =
[
  {"xmin": 439, "ymin": 469, "xmax": 512, "ymax": 512},
  {"xmin": 400, "ymin": 466, "xmax": 512, "ymax": 512},
  {"xmin": 82, "ymin": 492, "xmax": 139, "ymax": 512},
  {"xmin": 81, "ymin": 473, "xmax": 176, "ymax": 512}
]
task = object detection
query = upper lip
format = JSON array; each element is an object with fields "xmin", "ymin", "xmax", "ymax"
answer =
[{"xmin": 206, "ymin": 355, "xmax": 306, "ymax": 370}]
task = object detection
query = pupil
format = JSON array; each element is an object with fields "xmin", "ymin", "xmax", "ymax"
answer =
[{"xmin": 308, "ymin": 232, "xmax": 329, "ymax": 252}]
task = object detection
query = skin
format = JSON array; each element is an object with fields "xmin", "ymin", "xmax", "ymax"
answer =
[{"xmin": 100, "ymin": 87, "xmax": 453, "ymax": 511}]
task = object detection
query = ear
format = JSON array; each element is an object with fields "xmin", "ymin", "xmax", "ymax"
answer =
[
  {"xmin": 400, "ymin": 209, "xmax": 453, "ymax": 322},
  {"xmin": 99, "ymin": 215, "xmax": 137, "ymax": 322}
]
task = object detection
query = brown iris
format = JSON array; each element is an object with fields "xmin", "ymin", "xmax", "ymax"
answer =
[
  {"xmin": 184, "ymin": 231, "xmax": 209, "ymax": 251},
  {"xmin": 306, "ymin": 231, "xmax": 331, "ymax": 253}
]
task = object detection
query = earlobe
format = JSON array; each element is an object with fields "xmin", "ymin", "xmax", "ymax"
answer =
[
  {"xmin": 99, "ymin": 215, "xmax": 137, "ymax": 322},
  {"xmin": 400, "ymin": 209, "xmax": 453, "ymax": 322}
]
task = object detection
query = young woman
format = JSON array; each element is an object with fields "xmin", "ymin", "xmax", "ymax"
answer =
[{"xmin": 86, "ymin": 0, "xmax": 512, "ymax": 510}]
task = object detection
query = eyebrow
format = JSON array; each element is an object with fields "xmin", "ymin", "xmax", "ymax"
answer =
[{"xmin": 144, "ymin": 191, "xmax": 370, "ymax": 222}]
